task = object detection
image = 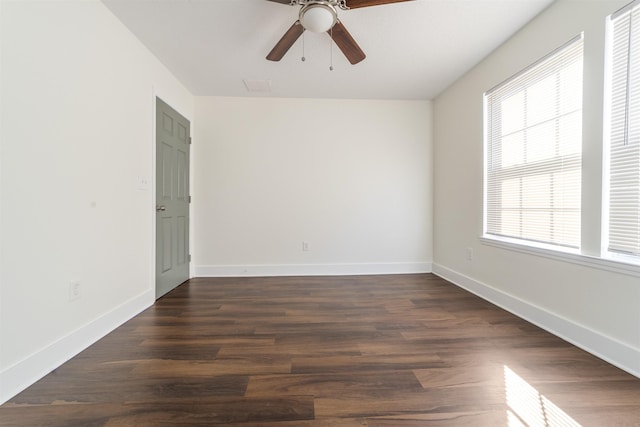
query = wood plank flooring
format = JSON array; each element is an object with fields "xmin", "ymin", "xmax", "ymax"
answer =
[{"xmin": 2, "ymin": 274, "xmax": 640, "ymax": 426}]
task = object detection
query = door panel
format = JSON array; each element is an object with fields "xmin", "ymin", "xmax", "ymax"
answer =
[
  {"xmin": 177, "ymin": 216, "xmax": 187, "ymax": 264},
  {"xmin": 161, "ymin": 218, "xmax": 173, "ymax": 273},
  {"xmin": 156, "ymin": 98, "xmax": 190, "ymax": 299},
  {"xmin": 161, "ymin": 142, "xmax": 173, "ymax": 200},
  {"xmin": 177, "ymin": 149, "xmax": 188, "ymax": 201}
]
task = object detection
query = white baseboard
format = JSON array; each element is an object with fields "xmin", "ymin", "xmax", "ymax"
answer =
[
  {"xmin": 432, "ymin": 263, "xmax": 640, "ymax": 379},
  {"xmin": 195, "ymin": 262, "xmax": 432, "ymax": 277},
  {"xmin": 0, "ymin": 290, "xmax": 154, "ymax": 405}
]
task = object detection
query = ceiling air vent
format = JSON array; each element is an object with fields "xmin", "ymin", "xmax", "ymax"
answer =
[{"xmin": 243, "ymin": 79, "xmax": 272, "ymax": 93}]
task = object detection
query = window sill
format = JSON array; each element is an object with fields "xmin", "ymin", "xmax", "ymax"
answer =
[{"xmin": 480, "ymin": 235, "xmax": 640, "ymax": 278}]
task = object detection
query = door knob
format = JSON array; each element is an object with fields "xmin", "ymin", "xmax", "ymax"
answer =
[{"xmin": 156, "ymin": 205, "xmax": 166, "ymax": 212}]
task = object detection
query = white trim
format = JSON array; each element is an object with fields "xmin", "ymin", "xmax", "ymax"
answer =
[
  {"xmin": 195, "ymin": 262, "xmax": 433, "ymax": 277},
  {"xmin": 432, "ymin": 263, "xmax": 640, "ymax": 379},
  {"xmin": 0, "ymin": 290, "xmax": 154, "ymax": 405},
  {"xmin": 612, "ymin": 0, "xmax": 640, "ymax": 20},
  {"xmin": 481, "ymin": 235, "xmax": 640, "ymax": 278},
  {"xmin": 151, "ymin": 87, "xmax": 159, "ymax": 298}
]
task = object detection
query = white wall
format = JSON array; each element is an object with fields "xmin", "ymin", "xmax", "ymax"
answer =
[
  {"xmin": 433, "ymin": 0, "xmax": 640, "ymax": 377},
  {"xmin": 194, "ymin": 97, "xmax": 433, "ymax": 276},
  {"xmin": 0, "ymin": 0, "xmax": 193, "ymax": 403}
]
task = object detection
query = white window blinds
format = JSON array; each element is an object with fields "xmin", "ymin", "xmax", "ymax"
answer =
[
  {"xmin": 608, "ymin": 3, "xmax": 640, "ymax": 257},
  {"xmin": 485, "ymin": 36, "xmax": 584, "ymax": 249}
]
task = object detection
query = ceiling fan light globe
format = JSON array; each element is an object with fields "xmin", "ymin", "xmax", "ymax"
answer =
[{"xmin": 300, "ymin": 4, "xmax": 337, "ymax": 33}]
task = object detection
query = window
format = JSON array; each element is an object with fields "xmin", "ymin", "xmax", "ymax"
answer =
[
  {"xmin": 484, "ymin": 36, "xmax": 584, "ymax": 250},
  {"xmin": 606, "ymin": 2, "xmax": 640, "ymax": 260}
]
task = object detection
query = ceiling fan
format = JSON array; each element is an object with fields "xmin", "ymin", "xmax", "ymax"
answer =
[{"xmin": 266, "ymin": 0, "xmax": 413, "ymax": 65}]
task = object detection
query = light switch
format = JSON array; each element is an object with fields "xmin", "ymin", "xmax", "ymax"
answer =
[{"xmin": 138, "ymin": 175, "xmax": 149, "ymax": 191}]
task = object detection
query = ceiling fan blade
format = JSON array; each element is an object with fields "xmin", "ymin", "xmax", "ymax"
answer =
[
  {"xmin": 267, "ymin": 21, "xmax": 305, "ymax": 61},
  {"xmin": 329, "ymin": 21, "xmax": 366, "ymax": 65},
  {"xmin": 266, "ymin": 0, "xmax": 293, "ymax": 4},
  {"xmin": 345, "ymin": 0, "xmax": 413, "ymax": 9}
]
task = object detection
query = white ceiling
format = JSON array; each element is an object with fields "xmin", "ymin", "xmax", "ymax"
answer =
[{"xmin": 101, "ymin": 0, "xmax": 555, "ymax": 100}]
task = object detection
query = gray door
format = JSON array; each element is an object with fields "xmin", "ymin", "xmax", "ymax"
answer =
[{"xmin": 156, "ymin": 97, "xmax": 190, "ymax": 299}]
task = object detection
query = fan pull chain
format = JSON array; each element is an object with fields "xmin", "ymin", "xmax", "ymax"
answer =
[
  {"xmin": 329, "ymin": 27, "xmax": 334, "ymax": 71},
  {"xmin": 301, "ymin": 32, "xmax": 306, "ymax": 62}
]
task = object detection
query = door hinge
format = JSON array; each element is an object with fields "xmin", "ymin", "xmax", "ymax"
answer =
[
  {"xmin": 189, "ymin": 137, "xmax": 192, "ymax": 145},
  {"xmin": 188, "ymin": 195, "xmax": 192, "ymax": 203},
  {"xmin": 188, "ymin": 254, "xmax": 192, "ymax": 262}
]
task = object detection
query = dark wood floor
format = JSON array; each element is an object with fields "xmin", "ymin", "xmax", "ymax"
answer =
[{"xmin": 2, "ymin": 274, "xmax": 640, "ymax": 426}]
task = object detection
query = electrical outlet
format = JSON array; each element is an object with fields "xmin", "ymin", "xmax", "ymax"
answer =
[
  {"xmin": 302, "ymin": 241, "xmax": 309, "ymax": 252},
  {"xmin": 466, "ymin": 247, "xmax": 474, "ymax": 261},
  {"xmin": 69, "ymin": 281, "xmax": 81, "ymax": 301}
]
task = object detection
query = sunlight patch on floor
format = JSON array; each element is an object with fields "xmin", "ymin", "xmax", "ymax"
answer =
[{"xmin": 504, "ymin": 365, "xmax": 581, "ymax": 427}]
